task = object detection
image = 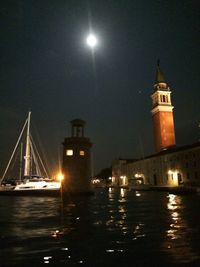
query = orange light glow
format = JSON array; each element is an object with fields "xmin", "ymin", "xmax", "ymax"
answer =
[{"xmin": 57, "ymin": 173, "xmax": 64, "ymax": 182}]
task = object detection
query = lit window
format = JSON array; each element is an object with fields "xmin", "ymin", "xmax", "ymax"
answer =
[
  {"xmin": 66, "ymin": 149, "xmax": 73, "ymax": 156},
  {"xmin": 79, "ymin": 150, "xmax": 85, "ymax": 156}
]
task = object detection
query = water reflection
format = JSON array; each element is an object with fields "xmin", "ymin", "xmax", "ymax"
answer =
[
  {"xmin": 166, "ymin": 194, "xmax": 182, "ymax": 240},
  {"xmin": 107, "ymin": 188, "xmax": 146, "ymax": 249},
  {"xmin": 162, "ymin": 193, "xmax": 200, "ymax": 264},
  {"xmin": 5, "ymin": 197, "xmax": 61, "ymax": 238},
  {"xmin": 135, "ymin": 191, "xmax": 141, "ymax": 197},
  {"xmin": 1, "ymin": 190, "xmax": 200, "ymax": 266},
  {"xmin": 120, "ymin": 188, "xmax": 126, "ymax": 198}
]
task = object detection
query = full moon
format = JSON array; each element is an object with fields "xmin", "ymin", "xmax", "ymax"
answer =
[{"xmin": 86, "ymin": 34, "xmax": 97, "ymax": 48}]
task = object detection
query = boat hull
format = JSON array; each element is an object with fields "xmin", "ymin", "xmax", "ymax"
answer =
[{"xmin": 0, "ymin": 188, "xmax": 61, "ymax": 196}]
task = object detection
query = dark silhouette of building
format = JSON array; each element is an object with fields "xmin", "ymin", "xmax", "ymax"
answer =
[{"xmin": 62, "ymin": 119, "xmax": 93, "ymax": 194}]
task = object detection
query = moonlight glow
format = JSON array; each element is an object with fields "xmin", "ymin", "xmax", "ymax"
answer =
[{"xmin": 86, "ymin": 34, "xmax": 97, "ymax": 48}]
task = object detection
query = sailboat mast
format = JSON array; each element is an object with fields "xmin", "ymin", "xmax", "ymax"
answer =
[
  {"xmin": 24, "ymin": 111, "xmax": 31, "ymax": 177},
  {"xmin": 19, "ymin": 142, "xmax": 23, "ymax": 182}
]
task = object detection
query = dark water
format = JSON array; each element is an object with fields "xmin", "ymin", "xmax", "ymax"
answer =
[{"xmin": 1, "ymin": 188, "xmax": 200, "ymax": 267}]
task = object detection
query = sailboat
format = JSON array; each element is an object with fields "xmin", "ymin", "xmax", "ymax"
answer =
[{"xmin": 0, "ymin": 112, "xmax": 61, "ymax": 196}]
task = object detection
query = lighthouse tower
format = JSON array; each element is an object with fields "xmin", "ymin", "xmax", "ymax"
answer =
[
  {"xmin": 151, "ymin": 62, "xmax": 176, "ymax": 152},
  {"xmin": 62, "ymin": 119, "xmax": 93, "ymax": 194}
]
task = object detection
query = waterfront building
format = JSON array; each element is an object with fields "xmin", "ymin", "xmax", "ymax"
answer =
[
  {"xmin": 112, "ymin": 142, "xmax": 200, "ymax": 187},
  {"xmin": 111, "ymin": 63, "xmax": 200, "ymax": 188},
  {"xmin": 112, "ymin": 158, "xmax": 135, "ymax": 187},
  {"xmin": 62, "ymin": 119, "xmax": 93, "ymax": 194}
]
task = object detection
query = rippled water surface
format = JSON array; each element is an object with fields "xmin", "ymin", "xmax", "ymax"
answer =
[{"xmin": 1, "ymin": 188, "xmax": 200, "ymax": 266}]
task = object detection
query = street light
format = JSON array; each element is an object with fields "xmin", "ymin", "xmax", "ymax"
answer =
[{"xmin": 57, "ymin": 173, "xmax": 64, "ymax": 182}]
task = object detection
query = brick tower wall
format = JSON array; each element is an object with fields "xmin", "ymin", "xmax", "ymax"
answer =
[{"xmin": 153, "ymin": 111, "xmax": 176, "ymax": 152}]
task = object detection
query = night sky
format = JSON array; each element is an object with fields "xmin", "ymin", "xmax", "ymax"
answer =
[{"xmin": 1, "ymin": 0, "xmax": 200, "ymax": 176}]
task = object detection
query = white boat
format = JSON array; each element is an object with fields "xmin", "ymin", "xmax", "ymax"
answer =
[{"xmin": 0, "ymin": 112, "xmax": 61, "ymax": 196}]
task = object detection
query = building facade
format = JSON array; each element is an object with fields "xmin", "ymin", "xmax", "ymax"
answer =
[{"xmin": 112, "ymin": 143, "xmax": 200, "ymax": 188}]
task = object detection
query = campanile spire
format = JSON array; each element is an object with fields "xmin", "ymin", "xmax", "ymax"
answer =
[{"xmin": 151, "ymin": 62, "xmax": 176, "ymax": 152}]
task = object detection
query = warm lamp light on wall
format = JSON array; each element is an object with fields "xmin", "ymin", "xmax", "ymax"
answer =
[{"xmin": 168, "ymin": 170, "xmax": 173, "ymax": 175}]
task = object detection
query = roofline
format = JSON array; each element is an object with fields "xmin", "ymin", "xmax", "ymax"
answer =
[{"xmin": 134, "ymin": 141, "xmax": 200, "ymax": 162}]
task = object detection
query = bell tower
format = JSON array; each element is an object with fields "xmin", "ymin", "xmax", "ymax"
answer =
[
  {"xmin": 151, "ymin": 61, "xmax": 176, "ymax": 152},
  {"xmin": 62, "ymin": 119, "xmax": 93, "ymax": 194}
]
